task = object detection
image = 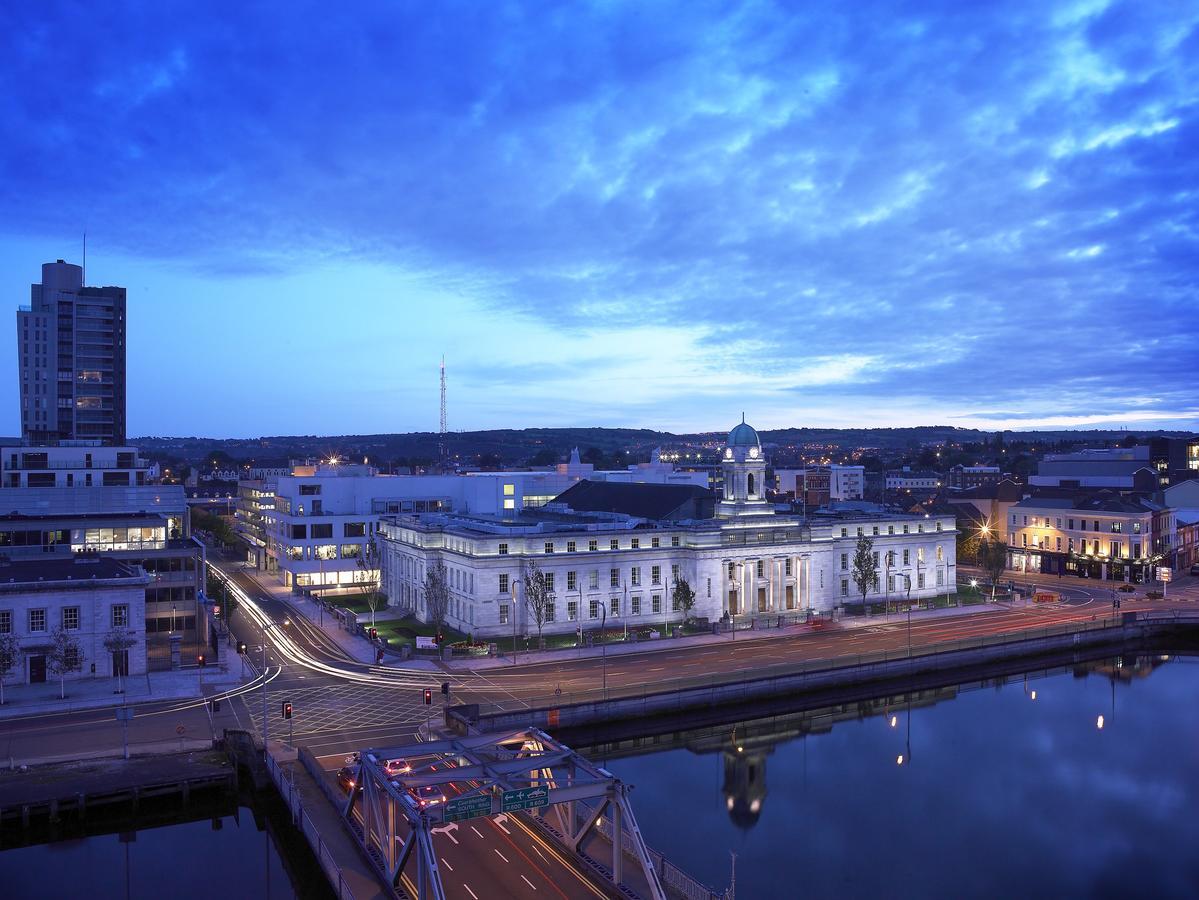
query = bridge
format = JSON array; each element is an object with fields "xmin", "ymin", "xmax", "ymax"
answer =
[{"xmin": 337, "ymin": 727, "xmax": 717, "ymax": 900}]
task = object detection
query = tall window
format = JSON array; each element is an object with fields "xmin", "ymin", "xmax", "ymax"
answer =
[
  {"xmin": 62, "ymin": 606, "xmax": 80, "ymax": 630},
  {"xmin": 567, "ymin": 600, "xmax": 578, "ymax": 621},
  {"xmin": 499, "ymin": 573, "xmax": 509, "ymax": 593},
  {"xmin": 30, "ymin": 608, "xmax": 47, "ymax": 632},
  {"xmin": 610, "ymin": 568, "xmax": 620, "ymax": 588},
  {"xmin": 589, "ymin": 599, "xmax": 599, "ymax": 619},
  {"xmin": 545, "ymin": 572, "xmax": 555, "ymax": 592},
  {"xmin": 631, "ymin": 595, "xmax": 641, "ymax": 616},
  {"xmin": 756, "ymin": 560, "xmax": 764, "ymax": 577},
  {"xmin": 545, "ymin": 601, "xmax": 555, "ymax": 622},
  {"xmin": 651, "ymin": 565, "xmax": 661, "ymax": 585},
  {"xmin": 652, "ymin": 594, "xmax": 662, "ymax": 614},
  {"xmin": 589, "ymin": 570, "xmax": 599, "ymax": 590},
  {"xmin": 567, "ymin": 570, "xmax": 577, "ymax": 591},
  {"xmin": 631, "ymin": 567, "xmax": 641, "ymax": 587},
  {"xmin": 499, "ymin": 604, "xmax": 510, "ymax": 625},
  {"xmin": 0, "ymin": 610, "xmax": 10, "ymax": 634}
]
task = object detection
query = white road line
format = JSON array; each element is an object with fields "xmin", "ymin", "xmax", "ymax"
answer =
[
  {"xmin": 521, "ymin": 875, "xmax": 537, "ymax": 890},
  {"xmin": 494, "ymin": 849, "xmax": 509, "ymax": 863},
  {"xmin": 463, "ymin": 885, "xmax": 479, "ymax": 900},
  {"xmin": 532, "ymin": 844, "xmax": 546, "ymax": 860},
  {"xmin": 440, "ymin": 857, "xmax": 454, "ymax": 872},
  {"xmin": 493, "ymin": 813, "xmax": 512, "ymax": 835},
  {"xmin": 470, "ymin": 825, "xmax": 485, "ymax": 839}
]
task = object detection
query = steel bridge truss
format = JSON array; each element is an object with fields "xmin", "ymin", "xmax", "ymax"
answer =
[{"xmin": 341, "ymin": 727, "xmax": 667, "ymax": 900}]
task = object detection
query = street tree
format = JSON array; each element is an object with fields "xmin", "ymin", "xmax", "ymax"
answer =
[
  {"xmin": 48, "ymin": 626, "xmax": 83, "ymax": 700},
  {"xmin": 0, "ymin": 632, "xmax": 20, "ymax": 705},
  {"xmin": 672, "ymin": 578, "xmax": 696, "ymax": 624},
  {"xmin": 423, "ymin": 561, "xmax": 450, "ymax": 641},
  {"xmin": 355, "ymin": 537, "xmax": 383, "ymax": 627},
  {"xmin": 521, "ymin": 559, "xmax": 553, "ymax": 650},
  {"xmin": 103, "ymin": 627, "xmax": 137, "ymax": 694},
  {"xmin": 851, "ymin": 535, "xmax": 878, "ymax": 616},
  {"xmin": 980, "ymin": 540, "xmax": 1008, "ymax": 602}
]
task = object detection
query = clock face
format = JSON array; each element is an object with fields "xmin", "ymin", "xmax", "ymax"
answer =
[
  {"xmin": 749, "ymin": 447, "xmax": 759, "ymax": 458},
  {"xmin": 725, "ymin": 449, "xmax": 733, "ymax": 459}
]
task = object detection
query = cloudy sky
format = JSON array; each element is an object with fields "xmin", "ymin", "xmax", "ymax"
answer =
[{"xmin": 1, "ymin": 0, "xmax": 1196, "ymax": 438}]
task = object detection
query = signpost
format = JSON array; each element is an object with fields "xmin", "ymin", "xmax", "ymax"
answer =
[
  {"xmin": 416, "ymin": 636, "xmax": 437, "ymax": 651},
  {"xmin": 115, "ymin": 706, "xmax": 132, "ymax": 760},
  {"xmin": 444, "ymin": 794, "xmax": 493, "ymax": 822},
  {"xmin": 501, "ymin": 786, "xmax": 549, "ymax": 813}
]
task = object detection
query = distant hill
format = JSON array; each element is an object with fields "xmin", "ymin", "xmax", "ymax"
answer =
[{"xmin": 132, "ymin": 425, "xmax": 1195, "ymax": 466}]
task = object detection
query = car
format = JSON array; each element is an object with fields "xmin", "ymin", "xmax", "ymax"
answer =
[
  {"xmin": 383, "ymin": 758, "xmax": 412, "ymax": 777},
  {"xmin": 407, "ymin": 784, "xmax": 447, "ymax": 809},
  {"xmin": 337, "ymin": 766, "xmax": 362, "ymax": 795},
  {"xmin": 1117, "ymin": 583, "xmax": 1136, "ymax": 593}
]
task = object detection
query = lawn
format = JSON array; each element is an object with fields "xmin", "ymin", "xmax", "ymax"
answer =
[
  {"xmin": 322, "ymin": 591, "xmax": 385, "ymax": 615},
  {"xmin": 374, "ymin": 618, "xmax": 468, "ymax": 650}
]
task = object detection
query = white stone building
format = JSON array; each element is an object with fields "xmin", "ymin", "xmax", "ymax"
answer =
[
  {"xmin": 0, "ymin": 556, "xmax": 150, "ymax": 685},
  {"xmin": 377, "ymin": 420, "xmax": 957, "ymax": 639}
]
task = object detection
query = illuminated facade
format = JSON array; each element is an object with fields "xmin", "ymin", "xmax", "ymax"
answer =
[{"xmin": 378, "ymin": 420, "xmax": 957, "ymax": 638}]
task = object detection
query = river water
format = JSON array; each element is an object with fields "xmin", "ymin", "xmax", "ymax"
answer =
[
  {"xmin": 0, "ymin": 793, "xmax": 329, "ymax": 900},
  {"xmin": 600, "ymin": 654, "xmax": 1199, "ymax": 899}
]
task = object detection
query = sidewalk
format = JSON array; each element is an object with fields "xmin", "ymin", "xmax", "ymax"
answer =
[
  {"xmin": 0, "ymin": 661, "xmax": 245, "ymax": 721},
  {"xmin": 444, "ymin": 599, "xmax": 1006, "ymax": 672}
]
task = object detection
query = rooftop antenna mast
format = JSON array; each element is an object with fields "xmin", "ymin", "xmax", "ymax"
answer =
[
  {"xmin": 439, "ymin": 355, "xmax": 447, "ymax": 469},
  {"xmin": 82, "ymin": 230, "xmax": 87, "ymax": 283}
]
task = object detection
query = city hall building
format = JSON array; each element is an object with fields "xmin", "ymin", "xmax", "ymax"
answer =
[{"xmin": 378, "ymin": 420, "xmax": 957, "ymax": 639}]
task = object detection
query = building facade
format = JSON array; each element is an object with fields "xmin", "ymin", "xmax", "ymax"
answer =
[
  {"xmin": 17, "ymin": 260, "xmax": 127, "ymax": 446},
  {"xmin": 0, "ymin": 557, "xmax": 150, "ymax": 685},
  {"xmin": 2, "ymin": 444, "xmax": 150, "ymax": 489},
  {"xmin": 1006, "ymin": 492, "xmax": 1169, "ymax": 581},
  {"xmin": 946, "ymin": 465, "xmax": 1004, "ymax": 490},
  {"xmin": 377, "ymin": 421, "xmax": 957, "ymax": 639}
]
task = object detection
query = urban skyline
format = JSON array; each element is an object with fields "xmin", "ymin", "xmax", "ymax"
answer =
[{"xmin": 2, "ymin": 1, "xmax": 1196, "ymax": 438}]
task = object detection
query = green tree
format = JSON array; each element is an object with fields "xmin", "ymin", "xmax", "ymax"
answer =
[
  {"xmin": 980, "ymin": 540, "xmax": 1008, "ymax": 602},
  {"xmin": 851, "ymin": 535, "xmax": 878, "ymax": 615},
  {"xmin": 671, "ymin": 578, "xmax": 697, "ymax": 623},
  {"xmin": 521, "ymin": 559, "xmax": 553, "ymax": 649},
  {"xmin": 0, "ymin": 632, "xmax": 20, "ymax": 705},
  {"xmin": 423, "ymin": 561, "xmax": 450, "ymax": 639},
  {"xmin": 103, "ymin": 627, "xmax": 137, "ymax": 694},
  {"xmin": 48, "ymin": 626, "xmax": 83, "ymax": 700}
]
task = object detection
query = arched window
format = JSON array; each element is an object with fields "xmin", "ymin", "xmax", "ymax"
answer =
[{"xmin": 747, "ymin": 473, "xmax": 756, "ymax": 496}]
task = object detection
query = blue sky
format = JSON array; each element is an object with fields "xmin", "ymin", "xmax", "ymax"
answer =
[{"xmin": 1, "ymin": 0, "xmax": 1196, "ymax": 438}]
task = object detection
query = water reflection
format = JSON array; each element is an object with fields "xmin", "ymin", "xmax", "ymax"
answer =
[{"xmin": 588, "ymin": 654, "xmax": 1191, "ymax": 899}]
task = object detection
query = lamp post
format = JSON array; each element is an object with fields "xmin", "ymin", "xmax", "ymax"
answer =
[
  {"xmin": 599, "ymin": 602, "xmax": 608, "ymax": 700},
  {"xmin": 510, "ymin": 578, "xmax": 521, "ymax": 667},
  {"xmin": 904, "ymin": 573, "xmax": 913, "ymax": 658},
  {"xmin": 732, "ymin": 562, "xmax": 743, "ymax": 642},
  {"xmin": 622, "ymin": 582, "xmax": 628, "ymax": 640}
]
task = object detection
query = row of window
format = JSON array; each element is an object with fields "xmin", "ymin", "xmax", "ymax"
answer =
[
  {"xmin": 838, "ymin": 522, "xmax": 943, "ymax": 538},
  {"xmin": 1013, "ymin": 514, "xmax": 1143, "ymax": 534},
  {"xmin": 839, "ymin": 546, "xmax": 944, "ymax": 570},
  {"xmin": 1016, "ymin": 533, "xmax": 1143, "ymax": 558},
  {"xmin": 497, "ymin": 593, "xmax": 678, "ymax": 624},
  {"xmin": 498, "ymin": 535, "xmax": 683, "ymax": 556},
  {"xmin": 288, "ymin": 522, "xmax": 368, "ymax": 540},
  {"xmin": 840, "ymin": 571, "xmax": 939, "ymax": 595},
  {"xmin": 498, "ymin": 563, "xmax": 683, "ymax": 594},
  {"xmin": 0, "ymin": 604, "xmax": 129, "ymax": 634}
]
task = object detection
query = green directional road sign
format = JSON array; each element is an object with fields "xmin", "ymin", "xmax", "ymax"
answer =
[
  {"xmin": 444, "ymin": 794, "xmax": 493, "ymax": 822},
  {"xmin": 501, "ymin": 786, "xmax": 550, "ymax": 812}
]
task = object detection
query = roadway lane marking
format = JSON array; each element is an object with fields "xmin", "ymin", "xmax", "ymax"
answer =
[
  {"xmin": 494, "ymin": 848, "xmax": 510, "ymax": 863},
  {"xmin": 440, "ymin": 857, "xmax": 454, "ymax": 871},
  {"xmin": 521, "ymin": 874, "xmax": 538, "ymax": 890},
  {"xmin": 463, "ymin": 884, "xmax": 479, "ymax": 899},
  {"xmin": 432, "ymin": 823, "xmax": 459, "ymax": 845},
  {"xmin": 493, "ymin": 813, "xmax": 512, "ymax": 835},
  {"xmin": 470, "ymin": 825, "xmax": 486, "ymax": 840}
]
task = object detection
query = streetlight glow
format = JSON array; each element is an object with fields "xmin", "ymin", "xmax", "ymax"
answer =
[
  {"xmin": 1097, "ymin": 715, "xmax": 1105, "ymax": 729},
  {"xmin": 896, "ymin": 755, "xmax": 905, "ymax": 766}
]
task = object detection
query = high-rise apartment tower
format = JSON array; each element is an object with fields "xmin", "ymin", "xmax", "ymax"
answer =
[{"xmin": 17, "ymin": 260, "xmax": 127, "ymax": 445}]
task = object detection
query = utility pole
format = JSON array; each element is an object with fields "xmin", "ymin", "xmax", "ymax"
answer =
[{"xmin": 439, "ymin": 356, "xmax": 447, "ymax": 471}]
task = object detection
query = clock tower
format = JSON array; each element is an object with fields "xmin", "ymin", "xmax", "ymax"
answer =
[{"xmin": 717, "ymin": 414, "xmax": 768, "ymax": 517}]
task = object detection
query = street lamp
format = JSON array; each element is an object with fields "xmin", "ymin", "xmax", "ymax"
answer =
[
  {"xmin": 510, "ymin": 577, "xmax": 521, "ymax": 667},
  {"xmin": 599, "ymin": 601, "xmax": 608, "ymax": 700}
]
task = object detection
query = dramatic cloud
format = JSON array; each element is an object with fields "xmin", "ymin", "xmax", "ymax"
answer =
[{"xmin": 0, "ymin": 0, "xmax": 1195, "ymax": 436}]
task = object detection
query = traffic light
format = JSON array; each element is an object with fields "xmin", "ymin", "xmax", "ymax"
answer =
[
  {"xmin": 237, "ymin": 642, "xmax": 248, "ymax": 655},
  {"xmin": 440, "ymin": 682, "xmax": 450, "ymax": 697},
  {"xmin": 282, "ymin": 701, "xmax": 293, "ymax": 719},
  {"xmin": 369, "ymin": 627, "xmax": 378, "ymax": 640},
  {"xmin": 423, "ymin": 688, "xmax": 432, "ymax": 706},
  {"xmin": 197, "ymin": 654, "xmax": 206, "ymax": 667},
  {"xmin": 376, "ymin": 649, "xmax": 384, "ymax": 664}
]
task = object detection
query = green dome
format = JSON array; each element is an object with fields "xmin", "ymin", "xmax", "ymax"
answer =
[{"xmin": 728, "ymin": 419, "xmax": 760, "ymax": 447}]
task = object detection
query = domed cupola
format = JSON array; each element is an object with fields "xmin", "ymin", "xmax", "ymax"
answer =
[{"xmin": 717, "ymin": 413, "xmax": 768, "ymax": 517}]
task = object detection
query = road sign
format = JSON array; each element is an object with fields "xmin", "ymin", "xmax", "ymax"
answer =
[
  {"xmin": 444, "ymin": 794, "xmax": 492, "ymax": 822},
  {"xmin": 501, "ymin": 786, "xmax": 549, "ymax": 812},
  {"xmin": 114, "ymin": 707, "xmax": 133, "ymax": 721},
  {"xmin": 1160, "ymin": 566, "xmax": 1172, "ymax": 582}
]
